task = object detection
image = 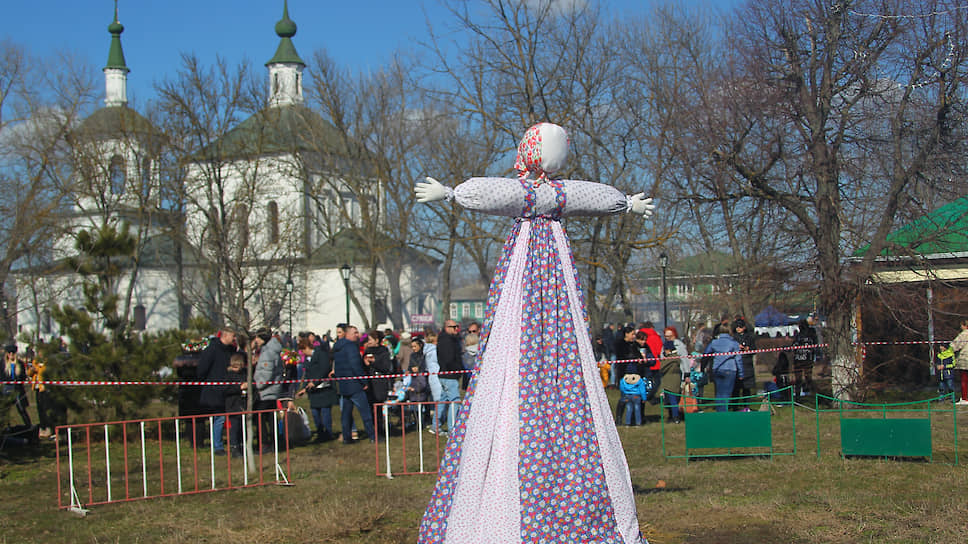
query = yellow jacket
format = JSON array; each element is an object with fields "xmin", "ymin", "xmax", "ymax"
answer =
[{"xmin": 26, "ymin": 360, "xmax": 46, "ymax": 392}]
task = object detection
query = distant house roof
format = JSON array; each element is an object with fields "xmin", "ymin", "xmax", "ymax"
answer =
[
  {"xmin": 669, "ymin": 250, "xmax": 737, "ymax": 276},
  {"xmin": 854, "ymin": 197, "xmax": 968, "ymax": 258},
  {"xmin": 451, "ymin": 283, "xmax": 487, "ymax": 300}
]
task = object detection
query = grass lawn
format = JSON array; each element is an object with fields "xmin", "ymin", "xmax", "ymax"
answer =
[{"xmin": 2, "ymin": 385, "xmax": 966, "ymax": 544}]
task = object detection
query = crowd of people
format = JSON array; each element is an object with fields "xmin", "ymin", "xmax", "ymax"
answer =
[
  {"xmin": 9, "ymin": 313, "xmax": 968, "ymax": 449},
  {"xmin": 0, "ymin": 314, "xmax": 824, "ymax": 448},
  {"xmin": 594, "ymin": 317, "xmax": 824, "ymax": 419},
  {"xmin": 186, "ymin": 318, "xmax": 484, "ymax": 453}
]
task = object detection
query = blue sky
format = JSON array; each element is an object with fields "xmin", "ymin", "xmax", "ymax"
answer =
[{"xmin": 1, "ymin": 1, "xmax": 732, "ymax": 106}]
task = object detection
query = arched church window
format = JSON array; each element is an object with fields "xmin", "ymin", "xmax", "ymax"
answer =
[
  {"xmin": 268, "ymin": 201, "xmax": 280, "ymax": 244},
  {"xmin": 233, "ymin": 203, "xmax": 249, "ymax": 249},
  {"xmin": 134, "ymin": 304, "xmax": 146, "ymax": 331},
  {"xmin": 140, "ymin": 157, "xmax": 152, "ymax": 188},
  {"xmin": 273, "ymin": 73, "xmax": 280, "ymax": 94},
  {"xmin": 109, "ymin": 155, "xmax": 125, "ymax": 194},
  {"xmin": 203, "ymin": 205, "xmax": 220, "ymax": 250}
]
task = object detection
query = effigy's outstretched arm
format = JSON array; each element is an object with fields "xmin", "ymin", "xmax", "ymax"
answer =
[
  {"xmin": 415, "ymin": 176, "xmax": 657, "ymax": 220},
  {"xmin": 555, "ymin": 179, "xmax": 656, "ymax": 219},
  {"xmin": 415, "ymin": 176, "xmax": 527, "ymax": 216},
  {"xmin": 627, "ymin": 193, "xmax": 655, "ymax": 218},
  {"xmin": 414, "ymin": 177, "xmax": 453, "ymax": 203}
]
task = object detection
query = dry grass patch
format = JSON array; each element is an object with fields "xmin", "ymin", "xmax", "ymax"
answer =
[{"xmin": 2, "ymin": 400, "xmax": 967, "ymax": 543}]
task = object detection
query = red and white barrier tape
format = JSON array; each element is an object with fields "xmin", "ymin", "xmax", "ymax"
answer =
[
  {"xmin": 3, "ymin": 341, "xmax": 948, "ymax": 387},
  {"xmin": 3, "ymin": 369, "xmax": 471, "ymax": 387}
]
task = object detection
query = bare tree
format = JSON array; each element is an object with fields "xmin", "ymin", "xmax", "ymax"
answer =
[
  {"xmin": 695, "ymin": 0, "xmax": 968, "ymax": 398},
  {"xmin": 0, "ymin": 43, "xmax": 94, "ymax": 340},
  {"xmin": 155, "ymin": 54, "xmax": 298, "ymax": 333},
  {"xmin": 303, "ymin": 51, "xmax": 411, "ymax": 329},
  {"xmin": 413, "ymin": 0, "xmax": 663, "ymax": 328}
]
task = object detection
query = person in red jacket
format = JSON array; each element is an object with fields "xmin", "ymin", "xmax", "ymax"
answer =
[{"xmin": 637, "ymin": 322, "xmax": 663, "ymax": 385}]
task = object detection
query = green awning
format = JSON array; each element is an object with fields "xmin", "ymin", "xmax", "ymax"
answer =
[{"xmin": 854, "ymin": 197, "xmax": 968, "ymax": 257}]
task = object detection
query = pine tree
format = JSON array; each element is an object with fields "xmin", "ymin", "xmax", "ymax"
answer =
[{"xmin": 45, "ymin": 224, "xmax": 180, "ymax": 422}]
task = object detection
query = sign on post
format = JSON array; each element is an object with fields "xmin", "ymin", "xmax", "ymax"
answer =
[{"xmin": 410, "ymin": 314, "xmax": 435, "ymax": 330}]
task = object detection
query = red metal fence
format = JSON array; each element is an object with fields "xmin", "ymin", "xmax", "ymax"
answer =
[
  {"xmin": 55, "ymin": 408, "xmax": 293, "ymax": 513},
  {"xmin": 373, "ymin": 400, "xmax": 459, "ymax": 478}
]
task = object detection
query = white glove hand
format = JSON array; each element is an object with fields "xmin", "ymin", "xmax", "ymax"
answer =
[
  {"xmin": 628, "ymin": 193, "xmax": 655, "ymax": 218},
  {"xmin": 415, "ymin": 176, "xmax": 451, "ymax": 203}
]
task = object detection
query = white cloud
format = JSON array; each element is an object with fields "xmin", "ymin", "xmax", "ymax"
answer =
[{"xmin": 524, "ymin": 0, "xmax": 590, "ymax": 16}]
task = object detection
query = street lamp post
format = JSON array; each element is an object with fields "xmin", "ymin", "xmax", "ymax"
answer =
[
  {"xmin": 340, "ymin": 264, "xmax": 352, "ymax": 325},
  {"xmin": 285, "ymin": 272, "xmax": 294, "ymax": 342},
  {"xmin": 659, "ymin": 252, "xmax": 669, "ymax": 331}
]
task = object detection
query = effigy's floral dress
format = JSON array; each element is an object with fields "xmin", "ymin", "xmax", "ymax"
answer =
[{"xmin": 418, "ymin": 130, "xmax": 646, "ymax": 544}]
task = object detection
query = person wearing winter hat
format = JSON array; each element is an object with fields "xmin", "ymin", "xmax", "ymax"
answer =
[
  {"xmin": 3, "ymin": 344, "xmax": 31, "ymax": 426},
  {"xmin": 396, "ymin": 332, "xmax": 413, "ymax": 373},
  {"xmin": 619, "ymin": 373, "xmax": 649, "ymax": 426},
  {"xmin": 731, "ymin": 319, "xmax": 757, "ymax": 409},
  {"xmin": 196, "ymin": 327, "xmax": 238, "ymax": 454},
  {"xmin": 251, "ymin": 327, "xmax": 284, "ymax": 452}
]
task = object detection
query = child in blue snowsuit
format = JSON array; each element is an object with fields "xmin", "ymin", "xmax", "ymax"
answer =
[{"xmin": 619, "ymin": 373, "xmax": 650, "ymax": 426}]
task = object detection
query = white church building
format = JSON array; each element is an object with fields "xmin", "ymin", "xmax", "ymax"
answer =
[{"xmin": 12, "ymin": 2, "xmax": 439, "ymax": 341}]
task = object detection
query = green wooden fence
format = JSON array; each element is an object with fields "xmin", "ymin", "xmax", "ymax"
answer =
[
  {"xmin": 661, "ymin": 387, "xmax": 797, "ymax": 460},
  {"xmin": 814, "ymin": 393, "xmax": 959, "ymax": 464}
]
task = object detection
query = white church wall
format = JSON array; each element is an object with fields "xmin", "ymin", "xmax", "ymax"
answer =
[
  {"xmin": 184, "ymin": 155, "xmax": 305, "ymax": 255},
  {"xmin": 298, "ymin": 261, "xmax": 440, "ymax": 336},
  {"xmin": 132, "ymin": 269, "xmax": 182, "ymax": 332},
  {"xmin": 14, "ymin": 266, "xmax": 183, "ymax": 343}
]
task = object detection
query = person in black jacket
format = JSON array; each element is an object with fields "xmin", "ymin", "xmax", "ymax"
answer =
[
  {"xmin": 792, "ymin": 319, "xmax": 818, "ymax": 397},
  {"xmin": 224, "ymin": 353, "xmax": 247, "ymax": 457},
  {"xmin": 300, "ymin": 336, "xmax": 337, "ymax": 442},
  {"xmin": 363, "ymin": 330, "xmax": 393, "ymax": 405},
  {"xmin": 731, "ymin": 319, "xmax": 757, "ymax": 407},
  {"xmin": 332, "ymin": 326, "xmax": 375, "ymax": 444},
  {"xmin": 612, "ymin": 326, "xmax": 639, "ymax": 382},
  {"xmin": 436, "ymin": 320, "xmax": 463, "ymax": 432},
  {"xmin": 612, "ymin": 326, "xmax": 640, "ymax": 423},
  {"xmin": 363, "ymin": 330, "xmax": 394, "ymax": 434},
  {"xmin": 195, "ymin": 328, "xmax": 237, "ymax": 454}
]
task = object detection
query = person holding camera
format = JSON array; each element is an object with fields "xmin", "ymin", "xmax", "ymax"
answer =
[{"xmin": 300, "ymin": 334, "xmax": 337, "ymax": 442}]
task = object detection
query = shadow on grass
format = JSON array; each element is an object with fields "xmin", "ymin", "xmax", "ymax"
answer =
[
  {"xmin": 632, "ymin": 483, "xmax": 692, "ymax": 495},
  {"xmin": 615, "ymin": 414, "xmax": 664, "ymax": 426},
  {"xmin": 675, "ymin": 523, "xmax": 811, "ymax": 544},
  {"xmin": 0, "ymin": 439, "xmax": 57, "ymax": 465},
  {"xmin": 842, "ymin": 455, "xmax": 930, "ymax": 463},
  {"xmin": 683, "ymin": 453, "xmax": 774, "ymax": 462}
]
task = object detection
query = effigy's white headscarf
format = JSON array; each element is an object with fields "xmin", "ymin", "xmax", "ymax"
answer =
[{"xmin": 513, "ymin": 123, "xmax": 569, "ymax": 185}]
